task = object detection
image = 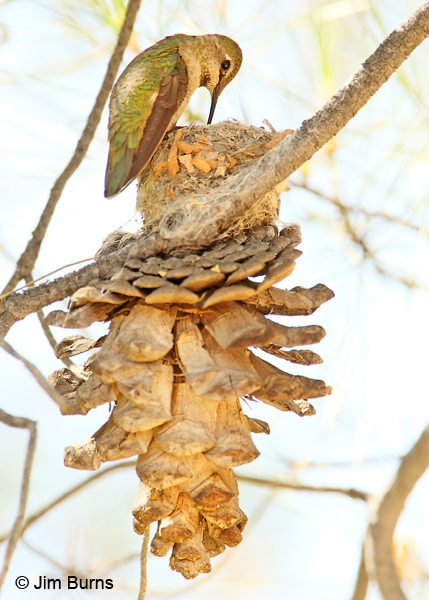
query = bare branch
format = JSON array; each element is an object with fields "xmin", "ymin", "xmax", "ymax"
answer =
[
  {"xmin": 22, "ymin": 538, "xmax": 70, "ymax": 575},
  {"xmin": 0, "ymin": 461, "xmax": 136, "ymax": 544},
  {"xmin": 0, "ymin": 0, "xmax": 429, "ymax": 335},
  {"xmin": 156, "ymin": 2, "xmax": 429, "ymax": 243},
  {"xmin": 364, "ymin": 422, "xmax": 429, "ymax": 600},
  {"xmin": 2, "ymin": 0, "xmax": 142, "ymax": 296},
  {"xmin": 351, "ymin": 548, "xmax": 369, "ymax": 600},
  {"xmin": 1, "ymin": 340, "xmax": 65, "ymax": 409},
  {"xmin": 236, "ymin": 474, "xmax": 369, "ymax": 501},
  {"xmin": 293, "ymin": 181, "xmax": 425, "ymax": 234},
  {"xmin": 0, "ymin": 410, "xmax": 37, "ymax": 590},
  {"xmin": 1, "ymin": 3, "xmax": 428, "ymax": 339},
  {"xmin": 0, "ymin": 233, "xmax": 164, "ymax": 339},
  {"xmin": 138, "ymin": 526, "xmax": 150, "ymax": 600},
  {"xmin": 24, "ymin": 272, "xmax": 75, "ymax": 369}
]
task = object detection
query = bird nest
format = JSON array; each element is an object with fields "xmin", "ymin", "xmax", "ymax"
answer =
[
  {"xmin": 136, "ymin": 120, "xmax": 291, "ymax": 237},
  {"xmin": 46, "ymin": 119, "xmax": 334, "ymax": 580}
]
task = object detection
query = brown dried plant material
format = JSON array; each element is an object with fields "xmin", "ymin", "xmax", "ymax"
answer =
[
  {"xmin": 50, "ymin": 218, "xmax": 334, "ymax": 579},
  {"xmin": 191, "ymin": 472, "xmax": 235, "ymax": 511},
  {"xmin": 54, "ymin": 334, "xmax": 105, "ymax": 359},
  {"xmin": 159, "ymin": 492, "xmax": 199, "ymax": 542},
  {"xmin": 136, "ymin": 442, "xmax": 194, "ymax": 489},
  {"xmin": 154, "ymin": 384, "xmax": 217, "ymax": 456},
  {"xmin": 145, "ymin": 285, "xmax": 200, "ymax": 304},
  {"xmin": 204, "ymin": 398, "xmax": 260, "ymax": 469},
  {"xmin": 202, "ymin": 283, "xmax": 257, "ymax": 308},
  {"xmin": 263, "ymin": 346, "xmax": 323, "ymax": 365},
  {"xmin": 75, "ymin": 374, "xmax": 116, "ymax": 411},
  {"xmin": 225, "ymin": 154, "xmax": 237, "ymax": 168},
  {"xmin": 133, "ymin": 483, "xmax": 179, "ymax": 530},
  {"xmin": 69, "ymin": 286, "xmax": 102, "ymax": 308},
  {"xmin": 151, "ymin": 533, "xmax": 174, "ymax": 556},
  {"xmin": 64, "ymin": 437, "xmax": 102, "ymax": 471},
  {"xmin": 244, "ymin": 283, "xmax": 335, "ymax": 316},
  {"xmin": 167, "ymin": 130, "xmax": 182, "ymax": 178},
  {"xmin": 175, "ymin": 318, "xmax": 261, "ymax": 401},
  {"xmin": 102, "ymin": 279, "xmax": 146, "ymax": 297},
  {"xmin": 246, "ymin": 416, "xmax": 270, "ymax": 434},
  {"xmin": 178, "ymin": 154, "xmax": 195, "ymax": 173},
  {"xmin": 137, "ymin": 122, "xmax": 286, "ymax": 234},
  {"xmin": 265, "ymin": 128, "xmax": 294, "ymax": 149},
  {"xmin": 63, "ymin": 302, "xmax": 113, "ymax": 329},
  {"xmin": 113, "ymin": 385, "xmax": 172, "ymax": 432},
  {"xmin": 94, "ymin": 419, "xmax": 152, "ymax": 461},
  {"xmin": 192, "ymin": 153, "xmax": 211, "ymax": 173},
  {"xmin": 201, "ymin": 302, "xmax": 281, "ymax": 350},
  {"xmin": 249, "ymin": 353, "xmax": 332, "ymax": 413},
  {"xmin": 115, "ymin": 304, "xmax": 176, "ymax": 362}
]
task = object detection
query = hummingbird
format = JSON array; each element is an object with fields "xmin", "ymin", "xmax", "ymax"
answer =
[{"xmin": 104, "ymin": 33, "xmax": 242, "ymax": 198}]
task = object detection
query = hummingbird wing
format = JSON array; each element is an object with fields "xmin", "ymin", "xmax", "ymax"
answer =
[{"xmin": 105, "ymin": 53, "xmax": 188, "ymax": 199}]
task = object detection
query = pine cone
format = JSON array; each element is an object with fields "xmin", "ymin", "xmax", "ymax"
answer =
[{"xmin": 48, "ymin": 223, "xmax": 333, "ymax": 578}]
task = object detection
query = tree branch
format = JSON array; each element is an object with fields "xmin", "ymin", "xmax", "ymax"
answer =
[
  {"xmin": 236, "ymin": 474, "xmax": 369, "ymax": 501},
  {"xmin": 138, "ymin": 526, "xmax": 150, "ymax": 600},
  {"xmin": 293, "ymin": 181, "xmax": 425, "ymax": 234},
  {"xmin": 364, "ymin": 422, "xmax": 429, "ymax": 600},
  {"xmin": 1, "ymin": 0, "xmax": 142, "ymax": 296},
  {"xmin": 350, "ymin": 548, "xmax": 369, "ymax": 600},
  {"xmin": 2, "ymin": 2, "xmax": 429, "ymax": 337},
  {"xmin": 0, "ymin": 410, "xmax": 37, "ymax": 591},
  {"xmin": 0, "ymin": 461, "xmax": 137, "ymax": 544},
  {"xmin": 156, "ymin": 1, "xmax": 429, "ymax": 243},
  {"xmin": 25, "ymin": 272, "xmax": 75, "ymax": 369},
  {"xmin": 0, "ymin": 233, "xmax": 164, "ymax": 339},
  {"xmin": 1, "ymin": 340, "xmax": 66, "ymax": 409}
]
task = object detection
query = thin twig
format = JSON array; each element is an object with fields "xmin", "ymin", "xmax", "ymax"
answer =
[
  {"xmin": 0, "ymin": 232, "xmax": 164, "ymax": 339},
  {"xmin": 293, "ymin": 181, "xmax": 425, "ymax": 233},
  {"xmin": 138, "ymin": 526, "xmax": 150, "ymax": 600},
  {"xmin": 153, "ymin": 2, "xmax": 429, "ymax": 243},
  {"xmin": 2, "ymin": 4, "xmax": 429, "ymax": 337},
  {"xmin": 0, "ymin": 461, "xmax": 137, "ymax": 544},
  {"xmin": 22, "ymin": 538, "xmax": 70, "ymax": 575},
  {"xmin": 97, "ymin": 552, "xmax": 141, "ymax": 575},
  {"xmin": 236, "ymin": 474, "xmax": 369, "ymax": 501},
  {"xmin": 24, "ymin": 273, "xmax": 75, "ymax": 370},
  {"xmin": 0, "ymin": 460, "xmax": 368, "ymax": 547},
  {"xmin": 0, "ymin": 340, "xmax": 65, "ymax": 409},
  {"xmin": 1, "ymin": 0, "xmax": 142, "ymax": 296},
  {"xmin": 0, "ymin": 409, "xmax": 37, "ymax": 591}
]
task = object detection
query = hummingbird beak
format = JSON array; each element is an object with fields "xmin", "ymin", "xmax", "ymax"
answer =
[{"xmin": 207, "ymin": 84, "xmax": 220, "ymax": 125}]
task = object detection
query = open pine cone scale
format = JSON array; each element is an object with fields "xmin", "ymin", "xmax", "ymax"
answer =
[{"xmin": 48, "ymin": 223, "xmax": 334, "ymax": 578}]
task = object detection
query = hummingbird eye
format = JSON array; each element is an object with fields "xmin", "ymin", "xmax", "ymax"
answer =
[{"xmin": 221, "ymin": 60, "xmax": 231, "ymax": 72}]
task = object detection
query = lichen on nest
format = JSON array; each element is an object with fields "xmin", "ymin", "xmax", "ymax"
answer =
[{"xmin": 137, "ymin": 120, "xmax": 291, "ymax": 238}]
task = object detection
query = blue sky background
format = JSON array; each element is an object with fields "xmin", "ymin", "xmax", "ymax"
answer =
[{"xmin": 1, "ymin": 0, "xmax": 429, "ymax": 598}]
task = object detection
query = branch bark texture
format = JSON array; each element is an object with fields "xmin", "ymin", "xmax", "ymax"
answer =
[
  {"xmin": 2, "ymin": 2, "xmax": 429, "ymax": 337},
  {"xmin": 0, "ymin": 410, "xmax": 37, "ymax": 590},
  {"xmin": 1, "ymin": 0, "xmax": 142, "ymax": 296},
  {"xmin": 0, "ymin": 233, "xmax": 164, "ymax": 338},
  {"xmin": 237, "ymin": 474, "xmax": 368, "ymax": 501},
  {"xmin": 157, "ymin": 1, "xmax": 429, "ymax": 243}
]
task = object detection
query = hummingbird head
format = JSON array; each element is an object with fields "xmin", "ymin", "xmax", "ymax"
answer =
[{"xmin": 200, "ymin": 34, "xmax": 242, "ymax": 125}]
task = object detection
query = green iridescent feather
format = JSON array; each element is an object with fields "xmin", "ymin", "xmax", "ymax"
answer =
[{"xmin": 105, "ymin": 36, "xmax": 186, "ymax": 197}]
